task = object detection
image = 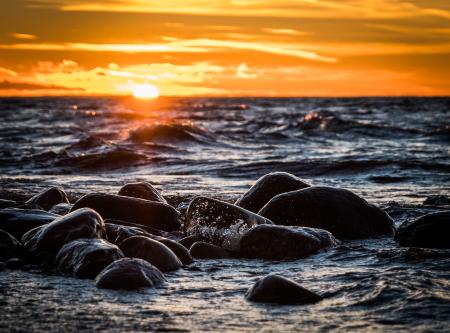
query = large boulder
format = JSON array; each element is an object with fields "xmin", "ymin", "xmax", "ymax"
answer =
[
  {"xmin": 246, "ymin": 274, "xmax": 323, "ymax": 304},
  {"xmin": 118, "ymin": 182, "xmax": 167, "ymax": 204},
  {"xmin": 119, "ymin": 236, "xmax": 182, "ymax": 272},
  {"xmin": 236, "ymin": 172, "xmax": 310, "ymax": 213},
  {"xmin": 0, "ymin": 208, "xmax": 60, "ymax": 239},
  {"xmin": 95, "ymin": 258, "xmax": 166, "ymax": 290},
  {"xmin": 395, "ymin": 211, "xmax": 450, "ymax": 249},
  {"xmin": 185, "ymin": 197, "xmax": 272, "ymax": 252},
  {"xmin": 71, "ymin": 193, "xmax": 180, "ymax": 231},
  {"xmin": 239, "ymin": 225, "xmax": 338, "ymax": 260},
  {"xmin": 55, "ymin": 238, "xmax": 124, "ymax": 279},
  {"xmin": 26, "ymin": 187, "xmax": 70, "ymax": 211},
  {"xmin": 22, "ymin": 208, "xmax": 105, "ymax": 265},
  {"xmin": 189, "ymin": 241, "xmax": 231, "ymax": 259},
  {"xmin": 259, "ymin": 186, "xmax": 395, "ymax": 239},
  {"xmin": 0, "ymin": 229, "xmax": 23, "ymax": 261}
]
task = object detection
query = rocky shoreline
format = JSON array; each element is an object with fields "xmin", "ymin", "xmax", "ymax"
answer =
[{"xmin": 1, "ymin": 172, "xmax": 449, "ymax": 306}]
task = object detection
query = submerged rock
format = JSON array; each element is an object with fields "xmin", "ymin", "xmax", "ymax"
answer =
[
  {"xmin": 120, "ymin": 236, "xmax": 182, "ymax": 272},
  {"xmin": 423, "ymin": 195, "xmax": 450, "ymax": 206},
  {"xmin": 395, "ymin": 211, "xmax": 450, "ymax": 249},
  {"xmin": 236, "ymin": 172, "xmax": 310, "ymax": 213},
  {"xmin": 71, "ymin": 193, "xmax": 180, "ymax": 231},
  {"xmin": 189, "ymin": 241, "xmax": 231, "ymax": 259},
  {"xmin": 0, "ymin": 229, "xmax": 22, "ymax": 260},
  {"xmin": 5, "ymin": 257, "xmax": 26, "ymax": 270},
  {"xmin": 185, "ymin": 197, "xmax": 272, "ymax": 251},
  {"xmin": 240, "ymin": 225, "xmax": 338, "ymax": 260},
  {"xmin": 55, "ymin": 238, "xmax": 124, "ymax": 279},
  {"xmin": 25, "ymin": 187, "xmax": 69, "ymax": 211},
  {"xmin": 95, "ymin": 258, "xmax": 166, "ymax": 290},
  {"xmin": 49, "ymin": 203, "xmax": 73, "ymax": 215},
  {"xmin": 259, "ymin": 186, "xmax": 395, "ymax": 239},
  {"xmin": 246, "ymin": 274, "xmax": 323, "ymax": 305},
  {"xmin": 0, "ymin": 208, "xmax": 60, "ymax": 239},
  {"xmin": 154, "ymin": 237, "xmax": 193, "ymax": 265},
  {"xmin": 118, "ymin": 182, "xmax": 167, "ymax": 204},
  {"xmin": 22, "ymin": 208, "xmax": 105, "ymax": 265}
]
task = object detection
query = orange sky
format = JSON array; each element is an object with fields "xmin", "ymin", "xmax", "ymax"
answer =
[{"xmin": 0, "ymin": 0, "xmax": 449, "ymax": 97}]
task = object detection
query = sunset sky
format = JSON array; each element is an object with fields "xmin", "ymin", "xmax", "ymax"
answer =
[{"xmin": 1, "ymin": 0, "xmax": 449, "ymax": 97}]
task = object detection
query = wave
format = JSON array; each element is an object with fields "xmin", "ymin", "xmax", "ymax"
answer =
[{"xmin": 128, "ymin": 123, "xmax": 213, "ymax": 144}]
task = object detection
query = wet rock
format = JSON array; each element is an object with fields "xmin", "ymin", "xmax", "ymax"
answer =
[
  {"xmin": 49, "ymin": 203, "xmax": 73, "ymax": 215},
  {"xmin": 423, "ymin": 195, "xmax": 450, "ymax": 206},
  {"xmin": 259, "ymin": 186, "xmax": 395, "ymax": 239},
  {"xmin": 395, "ymin": 211, "xmax": 450, "ymax": 249},
  {"xmin": 104, "ymin": 219, "xmax": 165, "ymax": 237},
  {"xmin": 95, "ymin": 258, "xmax": 166, "ymax": 290},
  {"xmin": 189, "ymin": 241, "xmax": 231, "ymax": 259},
  {"xmin": 55, "ymin": 238, "xmax": 124, "ymax": 279},
  {"xmin": 0, "ymin": 199, "xmax": 16, "ymax": 209},
  {"xmin": 0, "ymin": 208, "xmax": 60, "ymax": 239},
  {"xmin": 25, "ymin": 187, "xmax": 70, "ymax": 211},
  {"xmin": 71, "ymin": 193, "xmax": 180, "ymax": 231},
  {"xmin": 185, "ymin": 197, "xmax": 272, "ymax": 251},
  {"xmin": 236, "ymin": 172, "xmax": 310, "ymax": 213},
  {"xmin": 0, "ymin": 229, "xmax": 22, "ymax": 260},
  {"xmin": 179, "ymin": 235, "xmax": 202, "ymax": 249},
  {"xmin": 154, "ymin": 237, "xmax": 193, "ymax": 265},
  {"xmin": 22, "ymin": 208, "xmax": 105, "ymax": 265},
  {"xmin": 105, "ymin": 223, "xmax": 151, "ymax": 245},
  {"xmin": 240, "ymin": 225, "xmax": 338, "ymax": 260},
  {"xmin": 0, "ymin": 262, "xmax": 5, "ymax": 271},
  {"xmin": 120, "ymin": 236, "xmax": 182, "ymax": 272},
  {"xmin": 118, "ymin": 182, "xmax": 167, "ymax": 204},
  {"xmin": 246, "ymin": 274, "xmax": 323, "ymax": 305},
  {"xmin": 5, "ymin": 258, "xmax": 25, "ymax": 270}
]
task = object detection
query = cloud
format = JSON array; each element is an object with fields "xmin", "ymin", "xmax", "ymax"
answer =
[
  {"xmin": 11, "ymin": 33, "xmax": 37, "ymax": 40},
  {"xmin": 262, "ymin": 28, "xmax": 311, "ymax": 36},
  {"xmin": 0, "ymin": 79, "xmax": 83, "ymax": 91},
  {"xmin": 236, "ymin": 63, "xmax": 259, "ymax": 78}
]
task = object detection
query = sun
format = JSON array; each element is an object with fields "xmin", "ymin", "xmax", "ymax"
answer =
[{"xmin": 133, "ymin": 83, "xmax": 160, "ymax": 99}]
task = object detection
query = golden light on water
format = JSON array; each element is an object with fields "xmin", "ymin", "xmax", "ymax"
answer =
[{"xmin": 132, "ymin": 83, "xmax": 160, "ymax": 99}]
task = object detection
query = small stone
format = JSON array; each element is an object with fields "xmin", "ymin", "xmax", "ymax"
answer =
[
  {"xmin": 49, "ymin": 203, "xmax": 73, "ymax": 215},
  {"xmin": 5, "ymin": 258, "xmax": 25, "ymax": 270},
  {"xmin": 118, "ymin": 182, "xmax": 167, "ymax": 204},
  {"xmin": 26, "ymin": 187, "xmax": 70, "ymax": 211},
  {"xmin": 189, "ymin": 242, "xmax": 231, "ymax": 259}
]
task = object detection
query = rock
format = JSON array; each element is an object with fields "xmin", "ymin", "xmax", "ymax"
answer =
[
  {"xmin": 0, "ymin": 229, "xmax": 22, "ymax": 261},
  {"xmin": 0, "ymin": 199, "xmax": 16, "ymax": 209},
  {"xmin": 0, "ymin": 262, "xmax": 5, "ymax": 271},
  {"xmin": 5, "ymin": 258, "xmax": 26, "ymax": 270},
  {"xmin": 236, "ymin": 172, "xmax": 310, "ymax": 213},
  {"xmin": 25, "ymin": 187, "xmax": 70, "ymax": 211},
  {"xmin": 0, "ymin": 208, "xmax": 60, "ymax": 239},
  {"xmin": 118, "ymin": 182, "xmax": 167, "ymax": 204},
  {"xmin": 246, "ymin": 274, "xmax": 323, "ymax": 305},
  {"xmin": 104, "ymin": 219, "xmax": 165, "ymax": 237},
  {"xmin": 185, "ymin": 197, "xmax": 272, "ymax": 251},
  {"xmin": 22, "ymin": 208, "xmax": 105, "ymax": 265},
  {"xmin": 49, "ymin": 203, "xmax": 73, "ymax": 215},
  {"xmin": 395, "ymin": 211, "xmax": 450, "ymax": 249},
  {"xmin": 55, "ymin": 238, "xmax": 124, "ymax": 279},
  {"xmin": 154, "ymin": 237, "xmax": 193, "ymax": 265},
  {"xmin": 423, "ymin": 195, "xmax": 450, "ymax": 206},
  {"xmin": 179, "ymin": 235, "xmax": 202, "ymax": 249},
  {"xmin": 105, "ymin": 223, "xmax": 151, "ymax": 245},
  {"xmin": 240, "ymin": 225, "xmax": 338, "ymax": 260},
  {"xmin": 259, "ymin": 186, "xmax": 395, "ymax": 239},
  {"xmin": 120, "ymin": 236, "xmax": 182, "ymax": 272},
  {"xmin": 71, "ymin": 193, "xmax": 180, "ymax": 231},
  {"xmin": 189, "ymin": 241, "xmax": 231, "ymax": 259},
  {"xmin": 95, "ymin": 258, "xmax": 166, "ymax": 290}
]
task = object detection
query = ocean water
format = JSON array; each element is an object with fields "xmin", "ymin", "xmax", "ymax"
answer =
[{"xmin": 0, "ymin": 97, "xmax": 449, "ymax": 332}]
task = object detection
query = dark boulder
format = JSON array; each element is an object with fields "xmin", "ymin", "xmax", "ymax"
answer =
[
  {"xmin": 0, "ymin": 199, "xmax": 16, "ymax": 209},
  {"xmin": 236, "ymin": 172, "xmax": 310, "ymax": 213},
  {"xmin": 118, "ymin": 182, "xmax": 167, "ymax": 204},
  {"xmin": 104, "ymin": 219, "xmax": 165, "ymax": 237},
  {"xmin": 240, "ymin": 225, "xmax": 338, "ymax": 260},
  {"xmin": 49, "ymin": 203, "xmax": 73, "ymax": 215},
  {"xmin": 26, "ymin": 187, "xmax": 69, "ymax": 211},
  {"xmin": 95, "ymin": 258, "xmax": 166, "ymax": 290},
  {"xmin": 22, "ymin": 208, "xmax": 105, "ymax": 265},
  {"xmin": 189, "ymin": 241, "xmax": 231, "ymax": 259},
  {"xmin": 120, "ymin": 236, "xmax": 182, "ymax": 272},
  {"xmin": 154, "ymin": 237, "xmax": 193, "ymax": 265},
  {"xmin": 259, "ymin": 186, "xmax": 395, "ymax": 239},
  {"xmin": 71, "ymin": 193, "xmax": 180, "ymax": 231},
  {"xmin": 0, "ymin": 229, "xmax": 23, "ymax": 261},
  {"xmin": 246, "ymin": 274, "xmax": 323, "ymax": 304},
  {"xmin": 179, "ymin": 235, "xmax": 202, "ymax": 249},
  {"xmin": 105, "ymin": 223, "xmax": 151, "ymax": 245},
  {"xmin": 185, "ymin": 197, "xmax": 272, "ymax": 251},
  {"xmin": 55, "ymin": 238, "xmax": 124, "ymax": 279},
  {"xmin": 423, "ymin": 195, "xmax": 450, "ymax": 206},
  {"xmin": 0, "ymin": 208, "xmax": 59, "ymax": 239},
  {"xmin": 395, "ymin": 211, "xmax": 450, "ymax": 249},
  {"xmin": 5, "ymin": 258, "xmax": 26, "ymax": 270}
]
